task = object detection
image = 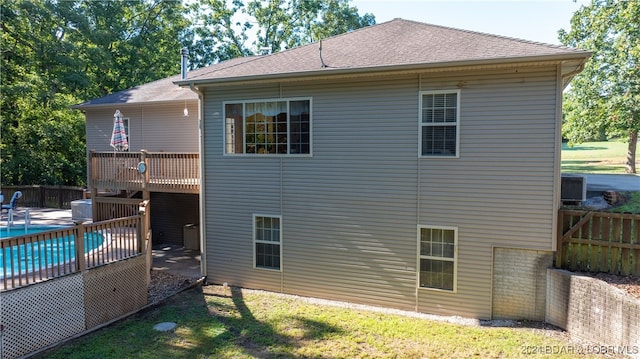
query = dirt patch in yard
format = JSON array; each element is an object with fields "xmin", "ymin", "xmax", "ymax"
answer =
[
  {"xmin": 578, "ymin": 272, "xmax": 640, "ymax": 300},
  {"xmin": 148, "ymin": 270, "xmax": 196, "ymax": 304}
]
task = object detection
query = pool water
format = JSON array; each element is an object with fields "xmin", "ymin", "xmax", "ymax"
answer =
[
  {"xmin": 1, "ymin": 226, "xmax": 65, "ymax": 239},
  {"xmin": 0, "ymin": 226, "xmax": 105, "ymax": 277}
]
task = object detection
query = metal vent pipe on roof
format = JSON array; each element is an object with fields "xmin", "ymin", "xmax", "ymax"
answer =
[{"xmin": 181, "ymin": 47, "xmax": 189, "ymax": 80}]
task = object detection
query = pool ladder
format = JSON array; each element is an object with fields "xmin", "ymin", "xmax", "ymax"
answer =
[{"xmin": 4, "ymin": 208, "xmax": 30, "ymax": 232}]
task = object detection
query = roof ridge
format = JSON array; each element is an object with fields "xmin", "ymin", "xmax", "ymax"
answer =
[
  {"xmin": 185, "ymin": 22, "xmax": 387, "ymax": 78},
  {"xmin": 80, "ymin": 17, "xmax": 590, "ymax": 106},
  {"xmin": 395, "ymin": 17, "xmax": 579, "ymax": 52},
  {"xmin": 240, "ymin": 18, "xmax": 414, "ymax": 60}
]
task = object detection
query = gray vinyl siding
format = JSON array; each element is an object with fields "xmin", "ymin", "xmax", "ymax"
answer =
[
  {"xmin": 84, "ymin": 102, "xmax": 198, "ymax": 152},
  {"xmin": 203, "ymin": 66, "xmax": 560, "ymax": 318},
  {"xmin": 417, "ymin": 67, "xmax": 559, "ymax": 318}
]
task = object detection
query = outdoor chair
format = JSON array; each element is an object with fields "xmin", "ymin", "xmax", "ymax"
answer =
[{"xmin": 1, "ymin": 191, "xmax": 23, "ymax": 213}]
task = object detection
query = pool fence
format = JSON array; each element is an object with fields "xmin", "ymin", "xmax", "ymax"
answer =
[{"xmin": 0, "ymin": 200, "xmax": 151, "ymax": 359}]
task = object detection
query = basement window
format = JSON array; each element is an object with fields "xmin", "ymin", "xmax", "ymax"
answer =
[
  {"xmin": 254, "ymin": 215, "xmax": 281, "ymax": 270},
  {"xmin": 418, "ymin": 226, "xmax": 457, "ymax": 291}
]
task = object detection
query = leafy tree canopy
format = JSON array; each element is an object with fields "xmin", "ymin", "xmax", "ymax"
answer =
[
  {"xmin": 186, "ymin": 0, "xmax": 375, "ymax": 68},
  {"xmin": 560, "ymin": 0, "xmax": 640, "ymax": 173},
  {"xmin": 1, "ymin": 0, "xmax": 190, "ymax": 186},
  {"xmin": 1, "ymin": 0, "xmax": 373, "ymax": 186}
]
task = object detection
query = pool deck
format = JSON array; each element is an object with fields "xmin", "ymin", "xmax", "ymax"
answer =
[
  {"xmin": 3, "ymin": 208, "xmax": 202, "ymax": 279},
  {"xmin": 7, "ymin": 207, "xmax": 77, "ymax": 226}
]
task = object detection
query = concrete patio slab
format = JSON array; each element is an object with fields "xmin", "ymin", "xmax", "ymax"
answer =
[{"xmin": 2, "ymin": 208, "xmax": 202, "ymax": 279}]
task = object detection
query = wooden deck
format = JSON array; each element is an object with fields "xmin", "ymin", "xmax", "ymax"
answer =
[{"xmin": 90, "ymin": 150, "xmax": 199, "ymax": 194}]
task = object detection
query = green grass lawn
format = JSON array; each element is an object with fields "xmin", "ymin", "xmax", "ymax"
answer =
[
  {"xmin": 36, "ymin": 285, "xmax": 605, "ymax": 359},
  {"xmin": 561, "ymin": 140, "xmax": 635, "ymax": 174}
]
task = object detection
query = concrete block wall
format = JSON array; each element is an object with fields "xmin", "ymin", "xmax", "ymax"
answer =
[
  {"xmin": 545, "ymin": 268, "xmax": 570, "ymax": 328},
  {"xmin": 546, "ymin": 269, "xmax": 640, "ymax": 359},
  {"xmin": 492, "ymin": 247, "xmax": 553, "ymax": 320}
]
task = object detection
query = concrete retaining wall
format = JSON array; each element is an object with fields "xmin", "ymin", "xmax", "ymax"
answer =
[{"xmin": 546, "ymin": 269, "xmax": 640, "ymax": 359}]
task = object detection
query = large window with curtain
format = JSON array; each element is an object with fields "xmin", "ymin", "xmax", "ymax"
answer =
[{"xmin": 224, "ymin": 98, "xmax": 311, "ymax": 155}]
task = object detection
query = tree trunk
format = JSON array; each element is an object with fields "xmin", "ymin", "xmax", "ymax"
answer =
[{"xmin": 625, "ymin": 129, "xmax": 638, "ymax": 174}]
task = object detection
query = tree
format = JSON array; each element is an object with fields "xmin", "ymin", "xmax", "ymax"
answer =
[
  {"xmin": 1, "ymin": 0, "xmax": 373, "ymax": 186},
  {"xmin": 187, "ymin": 0, "xmax": 375, "ymax": 68},
  {"xmin": 63, "ymin": 0, "xmax": 191, "ymax": 98},
  {"xmin": 1, "ymin": 0, "xmax": 87, "ymax": 185},
  {"xmin": 559, "ymin": 0, "xmax": 640, "ymax": 173},
  {"xmin": 1, "ymin": 0, "xmax": 191, "ymax": 186}
]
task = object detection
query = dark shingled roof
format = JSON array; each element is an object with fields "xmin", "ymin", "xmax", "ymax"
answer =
[
  {"xmin": 73, "ymin": 56, "xmax": 259, "ymax": 108},
  {"xmin": 76, "ymin": 18, "xmax": 589, "ymax": 107},
  {"xmin": 179, "ymin": 18, "xmax": 590, "ymax": 85}
]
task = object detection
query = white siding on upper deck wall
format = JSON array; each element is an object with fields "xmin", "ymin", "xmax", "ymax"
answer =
[
  {"xmin": 84, "ymin": 102, "xmax": 198, "ymax": 152},
  {"xmin": 203, "ymin": 65, "xmax": 560, "ymax": 319}
]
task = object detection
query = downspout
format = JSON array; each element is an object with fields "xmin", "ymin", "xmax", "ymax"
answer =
[
  {"xmin": 189, "ymin": 82, "xmax": 207, "ymax": 279},
  {"xmin": 181, "ymin": 46, "xmax": 208, "ymax": 279},
  {"xmin": 180, "ymin": 47, "xmax": 208, "ymax": 279},
  {"xmin": 552, "ymin": 64, "xmax": 564, "ymax": 253}
]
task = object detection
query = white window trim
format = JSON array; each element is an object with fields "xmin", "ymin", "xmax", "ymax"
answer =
[
  {"xmin": 223, "ymin": 97, "xmax": 313, "ymax": 157},
  {"xmin": 416, "ymin": 224, "xmax": 458, "ymax": 293},
  {"xmin": 252, "ymin": 213, "xmax": 283, "ymax": 272},
  {"xmin": 418, "ymin": 90, "xmax": 460, "ymax": 159}
]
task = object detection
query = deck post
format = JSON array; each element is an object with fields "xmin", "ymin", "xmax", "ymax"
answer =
[
  {"xmin": 555, "ymin": 209, "xmax": 562, "ymax": 267},
  {"xmin": 75, "ymin": 223, "xmax": 86, "ymax": 272},
  {"xmin": 139, "ymin": 199, "xmax": 151, "ymax": 285},
  {"xmin": 90, "ymin": 150, "xmax": 99, "ymax": 221},
  {"xmin": 140, "ymin": 150, "xmax": 150, "ymax": 189}
]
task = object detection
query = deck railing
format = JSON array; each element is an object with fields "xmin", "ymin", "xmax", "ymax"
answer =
[
  {"xmin": 90, "ymin": 150, "xmax": 199, "ymax": 194},
  {"xmin": 93, "ymin": 197, "xmax": 143, "ymax": 222},
  {"xmin": 1, "ymin": 201, "xmax": 151, "ymax": 291}
]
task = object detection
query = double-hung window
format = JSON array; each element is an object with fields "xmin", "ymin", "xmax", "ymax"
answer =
[
  {"xmin": 225, "ymin": 98, "xmax": 311, "ymax": 155},
  {"xmin": 254, "ymin": 215, "xmax": 281, "ymax": 270},
  {"xmin": 420, "ymin": 90, "xmax": 459, "ymax": 157},
  {"xmin": 418, "ymin": 226, "xmax": 457, "ymax": 291}
]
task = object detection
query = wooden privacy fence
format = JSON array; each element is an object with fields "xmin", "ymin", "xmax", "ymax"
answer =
[
  {"xmin": 557, "ymin": 209, "xmax": 640, "ymax": 276},
  {"xmin": 1, "ymin": 185, "xmax": 85, "ymax": 209},
  {"xmin": 1, "ymin": 200, "xmax": 150, "ymax": 291}
]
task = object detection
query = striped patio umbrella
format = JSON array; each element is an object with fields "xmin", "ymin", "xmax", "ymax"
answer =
[{"xmin": 110, "ymin": 109, "xmax": 129, "ymax": 151}]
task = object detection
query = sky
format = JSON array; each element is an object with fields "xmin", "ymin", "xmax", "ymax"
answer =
[{"xmin": 350, "ymin": 0, "xmax": 590, "ymax": 45}]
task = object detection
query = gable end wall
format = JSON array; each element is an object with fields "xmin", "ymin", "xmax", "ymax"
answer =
[{"xmin": 202, "ymin": 66, "xmax": 560, "ymax": 319}]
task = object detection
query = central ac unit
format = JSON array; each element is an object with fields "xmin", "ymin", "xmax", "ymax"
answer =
[{"xmin": 561, "ymin": 175, "xmax": 587, "ymax": 202}]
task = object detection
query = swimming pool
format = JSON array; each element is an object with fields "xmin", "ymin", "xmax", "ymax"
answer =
[
  {"xmin": 0, "ymin": 226, "xmax": 65, "ymax": 239},
  {"xmin": 0, "ymin": 226, "xmax": 106, "ymax": 277}
]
